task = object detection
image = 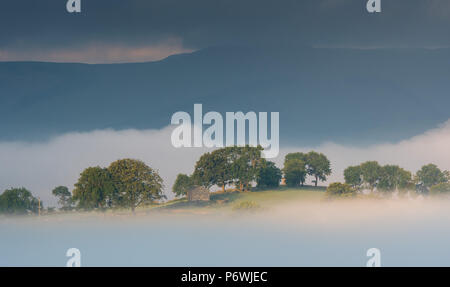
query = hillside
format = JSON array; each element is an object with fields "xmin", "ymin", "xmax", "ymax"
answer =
[
  {"xmin": 152, "ymin": 186, "xmax": 326, "ymax": 214},
  {"xmin": 1, "ymin": 46, "xmax": 450, "ymax": 145}
]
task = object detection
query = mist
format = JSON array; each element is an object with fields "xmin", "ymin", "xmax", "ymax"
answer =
[
  {"xmin": 0, "ymin": 119, "xmax": 450, "ymax": 206},
  {"xmin": 3, "ymin": 196, "xmax": 450, "ymax": 266}
]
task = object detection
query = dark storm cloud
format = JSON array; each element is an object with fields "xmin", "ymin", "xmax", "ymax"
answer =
[{"xmin": 1, "ymin": 0, "xmax": 450, "ymax": 61}]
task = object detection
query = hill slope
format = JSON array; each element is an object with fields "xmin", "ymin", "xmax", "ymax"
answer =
[
  {"xmin": 1, "ymin": 46, "xmax": 449, "ymax": 145},
  {"xmin": 155, "ymin": 187, "xmax": 326, "ymax": 214}
]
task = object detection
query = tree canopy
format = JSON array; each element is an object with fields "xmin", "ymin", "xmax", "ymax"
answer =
[
  {"xmin": 344, "ymin": 161, "xmax": 415, "ymax": 193},
  {"xmin": 52, "ymin": 186, "xmax": 73, "ymax": 210},
  {"xmin": 360, "ymin": 161, "xmax": 383, "ymax": 191},
  {"xmin": 283, "ymin": 157, "xmax": 306, "ymax": 187},
  {"xmin": 172, "ymin": 173, "xmax": 194, "ymax": 197},
  {"xmin": 377, "ymin": 165, "xmax": 412, "ymax": 192},
  {"xmin": 193, "ymin": 146, "xmax": 263, "ymax": 192},
  {"xmin": 283, "ymin": 151, "xmax": 331, "ymax": 187},
  {"xmin": 193, "ymin": 148, "xmax": 233, "ymax": 190},
  {"xmin": 306, "ymin": 151, "xmax": 331, "ymax": 186},
  {"xmin": 256, "ymin": 160, "xmax": 282, "ymax": 188},
  {"xmin": 344, "ymin": 165, "xmax": 363, "ymax": 188},
  {"xmin": 416, "ymin": 164, "xmax": 448, "ymax": 188},
  {"xmin": 108, "ymin": 159, "xmax": 164, "ymax": 212},
  {"xmin": 0, "ymin": 187, "xmax": 40, "ymax": 215},
  {"xmin": 72, "ymin": 166, "xmax": 116, "ymax": 210},
  {"xmin": 430, "ymin": 182, "xmax": 450, "ymax": 195}
]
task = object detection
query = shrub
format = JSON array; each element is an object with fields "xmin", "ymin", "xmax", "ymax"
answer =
[
  {"xmin": 232, "ymin": 201, "xmax": 261, "ymax": 211},
  {"xmin": 430, "ymin": 182, "xmax": 450, "ymax": 195},
  {"xmin": 326, "ymin": 182, "xmax": 355, "ymax": 198}
]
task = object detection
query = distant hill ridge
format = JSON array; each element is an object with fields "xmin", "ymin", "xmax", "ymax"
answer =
[{"xmin": 1, "ymin": 46, "xmax": 449, "ymax": 145}]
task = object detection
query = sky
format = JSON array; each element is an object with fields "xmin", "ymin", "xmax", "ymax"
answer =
[{"xmin": 1, "ymin": 0, "xmax": 450, "ymax": 63}]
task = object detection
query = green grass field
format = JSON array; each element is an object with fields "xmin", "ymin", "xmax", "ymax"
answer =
[
  {"xmin": 33, "ymin": 186, "xmax": 327, "ymax": 217},
  {"xmin": 150, "ymin": 186, "xmax": 326, "ymax": 214}
]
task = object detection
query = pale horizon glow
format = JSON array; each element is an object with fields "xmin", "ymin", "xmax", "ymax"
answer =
[{"xmin": 0, "ymin": 38, "xmax": 194, "ymax": 64}]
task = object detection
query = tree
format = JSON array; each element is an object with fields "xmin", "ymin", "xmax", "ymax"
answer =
[
  {"xmin": 306, "ymin": 151, "xmax": 331, "ymax": 186},
  {"xmin": 256, "ymin": 160, "xmax": 282, "ymax": 188},
  {"xmin": 193, "ymin": 149, "xmax": 232, "ymax": 191},
  {"xmin": 360, "ymin": 161, "xmax": 382, "ymax": 191},
  {"xmin": 72, "ymin": 167, "xmax": 116, "ymax": 210},
  {"xmin": 344, "ymin": 165, "xmax": 362, "ymax": 189},
  {"xmin": 52, "ymin": 186, "xmax": 73, "ymax": 211},
  {"xmin": 0, "ymin": 187, "xmax": 40, "ymax": 215},
  {"xmin": 283, "ymin": 157, "xmax": 306, "ymax": 187},
  {"xmin": 326, "ymin": 182, "xmax": 355, "ymax": 198},
  {"xmin": 172, "ymin": 174, "xmax": 194, "ymax": 197},
  {"xmin": 193, "ymin": 146, "xmax": 263, "ymax": 192},
  {"xmin": 285, "ymin": 152, "xmax": 308, "ymax": 164},
  {"xmin": 230, "ymin": 146, "xmax": 264, "ymax": 191},
  {"xmin": 430, "ymin": 182, "xmax": 450, "ymax": 195},
  {"xmin": 193, "ymin": 151, "xmax": 215, "ymax": 188},
  {"xmin": 377, "ymin": 165, "xmax": 412, "ymax": 192},
  {"xmin": 416, "ymin": 164, "xmax": 448, "ymax": 188},
  {"xmin": 108, "ymin": 159, "xmax": 164, "ymax": 212}
]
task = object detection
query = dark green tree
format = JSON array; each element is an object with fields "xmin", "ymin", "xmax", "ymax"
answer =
[
  {"xmin": 230, "ymin": 146, "xmax": 264, "ymax": 191},
  {"xmin": 416, "ymin": 164, "xmax": 448, "ymax": 188},
  {"xmin": 193, "ymin": 146, "xmax": 263, "ymax": 192},
  {"xmin": 377, "ymin": 165, "xmax": 412, "ymax": 192},
  {"xmin": 285, "ymin": 152, "xmax": 308, "ymax": 164},
  {"xmin": 193, "ymin": 151, "xmax": 228, "ymax": 190},
  {"xmin": 283, "ymin": 157, "xmax": 306, "ymax": 187},
  {"xmin": 172, "ymin": 173, "xmax": 194, "ymax": 197},
  {"xmin": 0, "ymin": 187, "xmax": 40, "ymax": 215},
  {"xmin": 306, "ymin": 151, "xmax": 332, "ymax": 186},
  {"xmin": 52, "ymin": 186, "xmax": 73, "ymax": 211},
  {"xmin": 108, "ymin": 159, "xmax": 164, "ymax": 212},
  {"xmin": 344, "ymin": 165, "xmax": 362, "ymax": 189},
  {"xmin": 360, "ymin": 161, "xmax": 382, "ymax": 191},
  {"xmin": 72, "ymin": 167, "xmax": 116, "ymax": 210},
  {"xmin": 256, "ymin": 160, "xmax": 282, "ymax": 188}
]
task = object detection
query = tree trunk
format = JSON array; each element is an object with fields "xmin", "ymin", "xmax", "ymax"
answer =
[
  {"xmin": 315, "ymin": 176, "xmax": 318, "ymax": 187},
  {"xmin": 222, "ymin": 184, "xmax": 225, "ymax": 193}
]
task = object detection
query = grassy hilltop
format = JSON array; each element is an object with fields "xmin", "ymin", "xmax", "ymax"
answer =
[{"xmin": 151, "ymin": 186, "xmax": 326, "ymax": 214}]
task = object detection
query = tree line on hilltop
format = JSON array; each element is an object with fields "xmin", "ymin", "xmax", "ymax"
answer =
[
  {"xmin": 0, "ymin": 158, "xmax": 164, "ymax": 215},
  {"xmin": 1, "ymin": 146, "xmax": 449, "ymax": 215},
  {"xmin": 172, "ymin": 147, "xmax": 331, "ymax": 197},
  {"xmin": 326, "ymin": 162, "xmax": 450, "ymax": 198}
]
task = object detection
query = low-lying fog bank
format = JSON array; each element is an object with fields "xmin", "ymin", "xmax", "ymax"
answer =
[{"xmin": 2, "ymin": 197, "xmax": 450, "ymax": 266}]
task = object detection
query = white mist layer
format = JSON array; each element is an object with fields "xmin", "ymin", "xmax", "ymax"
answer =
[
  {"xmin": 0, "ymin": 120, "xmax": 450, "ymax": 206},
  {"xmin": 3, "ymin": 198, "xmax": 450, "ymax": 266}
]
